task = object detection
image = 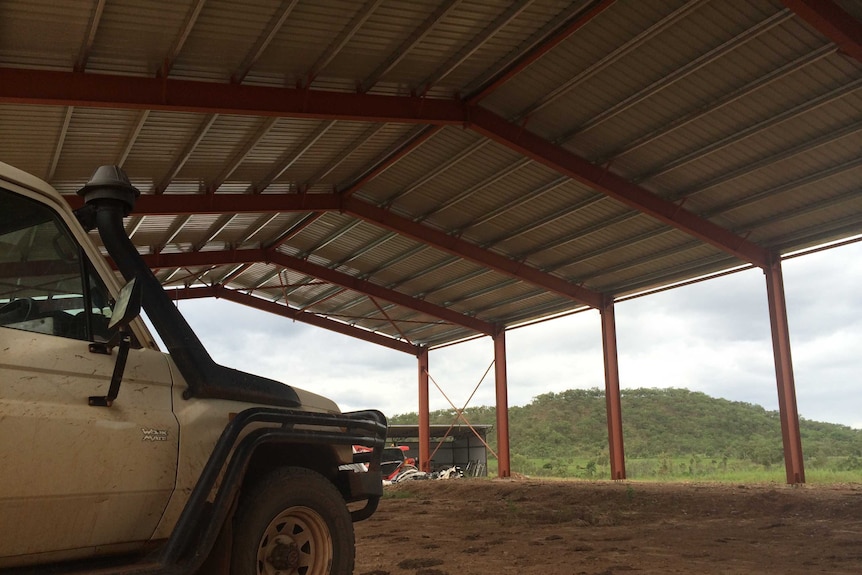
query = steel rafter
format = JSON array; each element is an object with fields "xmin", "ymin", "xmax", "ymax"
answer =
[
  {"xmin": 316, "ymin": 1, "xmax": 611, "ymax": 300},
  {"xmin": 0, "ymin": 67, "xmax": 467, "ymax": 123},
  {"xmin": 251, "ymin": 120, "xmax": 337, "ymax": 193},
  {"xmin": 11, "ymin": 67, "xmax": 770, "ymax": 269},
  {"xmin": 637, "ymin": 78, "xmax": 862, "ymax": 184},
  {"xmin": 232, "ymin": 0, "xmax": 299, "ymax": 84},
  {"xmin": 138, "ymin": 248, "xmax": 495, "ymax": 336},
  {"xmin": 593, "ymin": 44, "xmax": 838, "ymax": 166},
  {"xmin": 466, "ymin": 107, "xmax": 771, "ymax": 268},
  {"xmin": 155, "ymin": 114, "xmax": 218, "ymax": 193},
  {"xmin": 117, "ymin": 110, "xmax": 150, "ymax": 167},
  {"xmin": 519, "ymin": 124, "xmax": 862, "ymax": 271},
  {"xmin": 466, "ymin": 0, "xmax": 616, "ymax": 104},
  {"xmin": 515, "ymin": 0, "xmax": 707, "ymax": 120},
  {"xmin": 172, "ymin": 285, "xmax": 419, "ymax": 355},
  {"xmin": 47, "ymin": 107, "xmax": 74, "ymax": 182},
  {"xmin": 380, "ymin": 137, "xmax": 492, "ymax": 206},
  {"xmin": 62, "ymin": 192, "xmax": 341, "ymax": 214},
  {"xmin": 558, "ymin": 9, "xmax": 794, "ymax": 142},
  {"xmin": 342, "ymin": 197, "xmax": 604, "ymax": 307},
  {"xmin": 256, "ymin": 249, "xmax": 498, "ymax": 335},
  {"xmin": 74, "ymin": 0, "xmax": 106, "ymax": 72},
  {"xmin": 374, "ymin": 138, "xmax": 857, "ymax": 309},
  {"xmin": 361, "ymin": 0, "xmax": 462, "ymax": 93},
  {"xmin": 66, "ymin": 190, "xmax": 603, "ymax": 306},
  {"xmin": 782, "ymin": 0, "xmax": 862, "ymax": 64},
  {"xmin": 211, "ymin": 117, "xmax": 280, "ymax": 191},
  {"xmin": 306, "ymin": 123, "xmax": 392, "ymax": 186},
  {"xmin": 305, "ymin": 0, "xmax": 385, "ymax": 87},
  {"xmin": 193, "ymin": 214, "xmax": 236, "ymax": 252},
  {"xmin": 161, "ymin": 0, "xmax": 208, "ymax": 77},
  {"xmin": 418, "ymin": 0, "xmax": 535, "ymax": 94},
  {"xmin": 284, "ymin": 126, "xmax": 443, "ymax": 292}
]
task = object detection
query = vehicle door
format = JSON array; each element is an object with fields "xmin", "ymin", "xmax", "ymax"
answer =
[{"xmin": 0, "ymin": 185, "xmax": 179, "ymax": 561}]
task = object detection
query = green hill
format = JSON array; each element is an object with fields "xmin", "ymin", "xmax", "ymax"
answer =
[{"xmin": 389, "ymin": 387, "xmax": 862, "ymax": 479}]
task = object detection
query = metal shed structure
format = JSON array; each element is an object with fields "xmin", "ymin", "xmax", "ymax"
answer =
[
  {"xmin": 1, "ymin": 0, "xmax": 860, "ymax": 484},
  {"xmin": 388, "ymin": 424, "xmax": 492, "ymax": 476}
]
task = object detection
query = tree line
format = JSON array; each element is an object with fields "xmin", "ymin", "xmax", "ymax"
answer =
[{"xmin": 388, "ymin": 387, "xmax": 862, "ymax": 475}]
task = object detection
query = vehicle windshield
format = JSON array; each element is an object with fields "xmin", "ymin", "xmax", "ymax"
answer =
[{"xmin": 0, "ymin": 188, "xmax": 115, "ymax": 341}]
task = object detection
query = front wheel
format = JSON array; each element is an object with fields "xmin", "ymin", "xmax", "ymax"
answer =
[{"xmin": 231, "ymin": 467, "xmax": 354, "ymax": 575}]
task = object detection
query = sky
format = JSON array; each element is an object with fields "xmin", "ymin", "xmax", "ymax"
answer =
[{"xmin": 160, "ymin": 238, "xmax": 862, "ymax": 430}]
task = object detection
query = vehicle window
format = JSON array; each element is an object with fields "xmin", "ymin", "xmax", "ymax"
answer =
[{"xmin": 0, "ymin": 188, "xmax": 114, "ymax": 342}]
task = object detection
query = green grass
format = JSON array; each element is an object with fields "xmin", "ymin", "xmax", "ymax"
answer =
[{"xmin": 504, "ymin": 455, "xmax": 862, "ymax": 484}]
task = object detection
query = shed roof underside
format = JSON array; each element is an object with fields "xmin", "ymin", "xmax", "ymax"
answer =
[{"xmin": 1, "ymin": 0, "xmax": 860, "ymax": 352}]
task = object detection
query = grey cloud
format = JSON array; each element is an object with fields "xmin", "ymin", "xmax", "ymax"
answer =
[{"xmin": 164, "ymin": 241, "xmax": 861, "ymax": 429}]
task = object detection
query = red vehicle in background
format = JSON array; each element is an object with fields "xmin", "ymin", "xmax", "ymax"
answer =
[
  {"xmin": 355, "ymin": 445, "xmax": 416, "ymax": 482},
  {"xmin": 381, "ymin": 445, "xmax": 416, "ymax": 481}
]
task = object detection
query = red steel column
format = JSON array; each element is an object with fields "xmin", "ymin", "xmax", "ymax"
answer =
[
  {"xmin": 601, "ymin": 298, "xmax": 627, "ymax": 480},
  {"xmin": 764, "ymin": 256, "xmax": 806, "ymax": 484},
  {"xmin": 494, "ymin": 330, "xmax": 511, "ymax": 478},
  {"xmin": 418, "ymin": 347, "xmax": 431, "ymax": 473}
]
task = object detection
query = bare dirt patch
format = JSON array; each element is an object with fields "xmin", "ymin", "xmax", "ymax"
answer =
[{"xmin": 354, "ymin": 478, "xmax": 862, "ymax": 574}]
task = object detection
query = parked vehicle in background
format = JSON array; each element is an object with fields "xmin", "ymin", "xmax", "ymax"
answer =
[{"xmin": 381, "ymin": 446, "xmax": 416, "ymax": 482}]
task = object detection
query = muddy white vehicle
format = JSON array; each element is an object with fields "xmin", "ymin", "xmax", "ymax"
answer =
[{"xmin": 0, "ymin": 162, "xmax": 386, "ymax": 575}]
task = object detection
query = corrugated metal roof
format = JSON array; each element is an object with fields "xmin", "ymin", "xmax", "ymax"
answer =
[{"xmin": 1, "ymin": 0, "xmax": 861, "ymax": 350}]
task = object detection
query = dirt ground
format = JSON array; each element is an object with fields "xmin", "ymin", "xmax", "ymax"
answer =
[{"xmin": 353, "ymin": 477, "xmax": 862, "ymax": 575}]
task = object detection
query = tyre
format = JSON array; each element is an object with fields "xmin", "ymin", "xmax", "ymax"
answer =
[{"xmin": 231, "ymin": 466, "xmax": 354, "ymax": 575}]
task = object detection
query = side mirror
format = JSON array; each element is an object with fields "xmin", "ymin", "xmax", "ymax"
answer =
[
  {"xmin": 108, "ymin": 276, "xmax": 142, "ymax": 331},
  {"xmin": 89, "ymin": 278, "xmax": 141, "ymax": 407}
]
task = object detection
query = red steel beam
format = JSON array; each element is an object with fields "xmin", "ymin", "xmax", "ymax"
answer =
[
  {"xmin": 31, "ymin": 67, "xmax": 771, "ymax": 269},
  {"xmin": 600, "ymin": 298, "xmax": 626, "ymax": 480},
  {"xmin": 783, "ymin": 0, "xmax": 862, "ymax": 64},
  {"xmin": 764, "ymin": 256, "xmax": 805, "ymax": 484},
  {"xmin": 0, "ymin": 67, "xmax": 465, "ymax": 125},
  {"xmin": 75, "ymin": 191, "xmax": 604, "ymax": 308},
  {"xmin": 139, "ymin": 248, "xmax": 496, "ymax": 336},
  {"xmin": 468, "ymin": 106, "xmax": 771, "ymax": 269},
  {"xmin": 493, "ymin": 329, "xmax": 511, "ymax": 478},
  {"xmin": 62, "ymin": 191, "xmax": 343, "ymax": 214},
  {"xmin": 418, "ymin": 348, "xmax": 431, "ymax": 472},
  {"xmin": 172, "ymin": 284, "xmax": 419, "ymax": 355},
  {"xmin": 342, "ymin": 196, "xmax": 605, "ymax": 307}
]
